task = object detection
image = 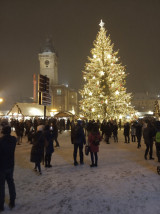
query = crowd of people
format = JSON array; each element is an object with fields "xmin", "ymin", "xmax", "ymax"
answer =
[{"xmin": 1, "ymin": 116, "xmax": 160, "ymax": 211}]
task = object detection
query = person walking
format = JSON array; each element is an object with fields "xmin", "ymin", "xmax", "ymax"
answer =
[
  {"xmin": 52, "ymin": 120, "xmax": 60, "ymax": 147},
  {"xmin": 30, "ymin": 125, "xmax": 45, "ymax": 175},
  {"xmin": 136, "ymin": 121, "xmax": 143, "ymax": 148},
  {"xmin": 71, "ymin": 120, "xmax": 86, "ymax": 166},
  {"xmin": 104, "ymin": 122, "xmax": 112, "ymax": 144},
  {"xmin": 15, "ymin": 121, "xmax": 21, "ymax": 145},
  {"xmin": 88, "ymin": 123, "xmax": 101, "ymax": 167},
  {"xmin": 131, "ymin": 122, "xmax": 136, "ymax": 142},
  {"xmin": 0, "ymin": 126, "xmax": 17, "ymax": 211},
  {"xmin": 155, "ymin": 121, "xmax": 160, "ymax": 162},
  {"xmin": 113, "ymin": 122, "xmax": 118, "ymax": 143},
  {"xmin": 143, "ymin": 121, "xmax": 155, "ymax": 160},
  {"xmin": 124, "ymin": 122, "xmax": 130, "ymax": 143}
]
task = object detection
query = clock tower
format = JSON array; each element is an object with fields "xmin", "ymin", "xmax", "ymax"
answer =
[{"xmin": 39, "ymin": 38, "xmax": 58, "ymax": 89}]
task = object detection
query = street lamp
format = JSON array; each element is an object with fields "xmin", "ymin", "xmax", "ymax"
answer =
[{"xmin": 0, "ymin": 98, "xmax": 3, "ymax": 103}]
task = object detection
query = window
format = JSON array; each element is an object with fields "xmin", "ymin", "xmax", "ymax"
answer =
[{"xmin": 57, "ymin": 89, "xmax": 62, "ymax": 95}]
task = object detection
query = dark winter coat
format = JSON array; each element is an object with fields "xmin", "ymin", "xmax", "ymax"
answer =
[
  {"xmin": 143, "ymin": 125, "xmax": 155, "ymax": 145},
  {"xmin": 113, "ymin": 124, "xmax": 118, "ymax": 135},
  {"xmin": 88, "ymin": 132, "xmax": 101, "ymax": 153},
  {"xmin": 136, "ymin": 124, "xmax": 142, "ymax": 137},
  {"xmin": 104, "ymin": 123, "xmax": 112, "ymax": 137},
  {"xmin": 44, "ymin": 130, "xmax": 54, "ymax": 155},
  {"xmin": 0, "ymin": 134, "xmax": 17, "ymax": 172},
  {"xmin": 71, "ymin": 124, "xmax": 86, "ymax": 145},
  {"xmin": 30, "ymin": 131, "xmax": 45, "ymax": 163},
  {"xmin": 124, "ymin": 123, "xmax": 130, "ymax": 136},
  {"xmin": 52, "ymin": 125, "xmax": 58, "ymax": 138}
]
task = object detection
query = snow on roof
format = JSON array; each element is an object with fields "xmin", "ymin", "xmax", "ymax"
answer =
[{"xmin": 7, "ymin": 103, "xmax": 50, "ymax": 117}]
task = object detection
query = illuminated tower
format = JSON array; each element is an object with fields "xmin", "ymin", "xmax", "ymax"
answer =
[{"xmin": 39, "ymin": 38, "xmax": 58, "ymax": 89}]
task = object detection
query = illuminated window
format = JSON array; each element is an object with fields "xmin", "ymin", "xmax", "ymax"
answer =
[{"xmin": 57, "ymin": 89, "xmax": 61, "ymax": 95}]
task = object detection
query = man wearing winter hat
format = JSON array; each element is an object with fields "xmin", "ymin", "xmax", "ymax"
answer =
[{"xmin": 0, "ymin": 126, "xmax": 17, "ymax": 211}]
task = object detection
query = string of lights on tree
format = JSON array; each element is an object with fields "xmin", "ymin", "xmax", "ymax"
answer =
[{"xmin": 79, "ymin": 20, "xmax": 135, "ymax": 121}]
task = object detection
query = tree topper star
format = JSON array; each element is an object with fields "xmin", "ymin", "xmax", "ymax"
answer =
[{"xmin": 99, "ymin": 20, "xmax": 105, "ymax": 28}]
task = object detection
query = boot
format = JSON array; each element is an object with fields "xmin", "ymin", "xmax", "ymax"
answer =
[
  {"xmin": 0, "ymin": 205, "xmax": 4, "ymax": 212},
  {"xmin": 9, "ymin": 200, "xmax": 15, "ymax": 209}
]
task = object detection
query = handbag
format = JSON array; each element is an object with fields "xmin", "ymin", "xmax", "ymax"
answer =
[{"xmin": 85, "ymin": 145, "xmax": 90, "ymax": 155}]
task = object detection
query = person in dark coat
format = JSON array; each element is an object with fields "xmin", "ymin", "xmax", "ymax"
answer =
[
  {"xmin": 30, "ymin": 125, "xmax": 45, "ymax": 175},
  {"xmin": 143, "ymin": 122, "xmax": 155, "ymax": 160},
  {"xmin": 52, "ymin": 120, "xmax": 60, "ymax": 147},
  {"xmin": 131, "ymin": 122, "xmax": 136, "ymax": 142},
  {"xmin": 136, "ymin": 122, "xmax": 143, "ymax": 148},
  {"xmin": 88, "ymin": 123, "xmax": 101, "ymax": 167},
  {"xmin": 15, "ymin": 121, "xmax": 21, "ymax": 145},
  {"xmin": 44, "ymin": 125, "xmax": 54, "ymax": 168},
  {"xmin": 104, "ymin": 122, "xmax": 112, "ymax": 144},
  {"xmin": 123, "ymin": 122, "xmax": 130, "ymax": 143},
  {"xmin": 113, "ymin": 122, "xmax": 118, "ymax": 143},
  {"xmin": 0, "ymin": 126, "xmax": 17, "ymax": 211},
  {"xmin": 71, "ymin": 120, "xmax": 86, "ymax": 166},
  {"xmin": 100, "ymin": 119, "xmax": 106, "ymax": 139}
]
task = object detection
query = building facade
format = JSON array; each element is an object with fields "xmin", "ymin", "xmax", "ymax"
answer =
[
  {"xmin": 131, "ymin": 92, "xmax": 160, "ymax": 117},
  {"xmin": 38, "ymin": 38, "xmax": 78, "ymax": 115}
]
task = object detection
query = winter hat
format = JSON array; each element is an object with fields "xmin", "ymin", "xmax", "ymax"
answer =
[
  {"xmin": 37, "ymin": 125, "xmax": 44, "ymax": 131},
  {"xmin": 2, "ymin": 126, "xmax": 11, "ymax": 135}
]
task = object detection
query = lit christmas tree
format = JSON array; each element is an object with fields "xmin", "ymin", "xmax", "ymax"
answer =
[
  {"xmin": 153, "ymin": 100, "xmax": 160, "ymax": 118},
  {"xmin": 79, "ymin": 20, "xmax": 135, "ymax": 121}
]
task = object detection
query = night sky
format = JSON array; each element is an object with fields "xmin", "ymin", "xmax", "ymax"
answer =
[{"xmin": 1, "ymin": 0, "xmax": 160, "ymax": 104}]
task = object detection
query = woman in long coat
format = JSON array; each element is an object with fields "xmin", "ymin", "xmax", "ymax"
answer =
[
  {"xmin": 30, "ymin": 125, "xmax": 45, "ymax": 175},
  {"xmin": 88, "ymin": 123, "xmax": 101, "ymax": 167},
  {"xmin": 44, "ymin": 125, "xmax": 54, "ymax": 167}
]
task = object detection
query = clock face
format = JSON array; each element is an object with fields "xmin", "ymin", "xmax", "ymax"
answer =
[{"xmin": 45, "ymin": 60, "xmax": 50, "ymax": 66}]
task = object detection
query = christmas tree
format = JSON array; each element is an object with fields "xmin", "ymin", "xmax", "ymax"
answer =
[
  {"xmin": 153, "ymin": 100, "xmax": 160, "ymax": 118},
  {"xmin": 79, "ymin": 20, "xmax": 135, "ymax": 121}
]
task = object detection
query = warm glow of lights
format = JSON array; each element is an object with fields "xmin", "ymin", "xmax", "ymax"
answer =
[
  {"xmin": 119, "ymin": 115, "xmax": 122, "ymax": 119},
  {"xmin": 89, "ymin": 92, "xmax": 92, "ymax": 96},
  {"xmin": 105, "ymin": 99, "xmax": 108, "ymax": 104},
  {"xmin": 92, "ymin": 108, "xmax": 95, "ymax": 112},
  {"xmin": 115, "ymin": 90, "xmax": 119, "ymax": 95},
  {"xmin": 99, "ymin": 71, "xmax": 105, "ymax": 76},
  {"xmin": 99, "ymin": 19, "xmax": 105, "ymax": 28},
  {"xmin": 107, "ymin": 54, "xmax": 111, "ymax": 59},
  {"xmin": 93, "ymin": 76, "xmax": 95, "ymax": 79},
  {"xmin": 93, "ymin": 54, "xmax": 97, "ymax": 58},
  {"xmin": 0, "ymin": 98, "xmax": 3, "ymax": 103},
  {"xmin": 51, "ymin": 109, "xmax": 57, "ymax": 112},
  {"xmin": 29, "ymin": 108, "xmax": 41, "ymax": 115},
  {"xmin": 148, "ymin": 111, "xmax": 153, "ymax": 115}
]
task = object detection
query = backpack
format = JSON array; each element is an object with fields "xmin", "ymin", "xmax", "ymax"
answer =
[{"xmin": 155, "ymin": 131, "xmax": 160, "ymax": 143}]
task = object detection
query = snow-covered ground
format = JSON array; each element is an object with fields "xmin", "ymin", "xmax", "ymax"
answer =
[{"xmin": 2, "ymin": 130, "xmax": 160, "ymax": 214}]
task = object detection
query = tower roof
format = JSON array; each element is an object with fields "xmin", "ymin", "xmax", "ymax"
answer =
[{"xmin": 40, "ymin": 38, "xmax": 55, "ymax": 53}]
